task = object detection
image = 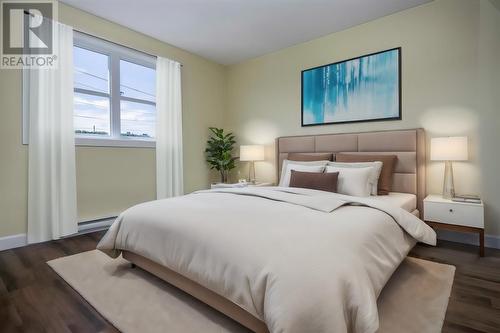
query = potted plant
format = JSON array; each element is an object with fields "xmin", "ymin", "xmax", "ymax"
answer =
[{"xmin": 205, "ymin": 127, "xmax": 237, "ymax": 183}]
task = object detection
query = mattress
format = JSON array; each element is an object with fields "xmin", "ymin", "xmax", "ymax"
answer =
[{"xmin": 372, "ymin": 192, "xmax": 417, "ymax": 212}]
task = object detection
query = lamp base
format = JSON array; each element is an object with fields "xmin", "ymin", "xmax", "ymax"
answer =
[
  {"xmin": 248, "ymin": 161, "xmax": 256, "ymax": 184},
  {"xmin": 443, "ymin": 161, "xmax": 455, "ymax": 199}
]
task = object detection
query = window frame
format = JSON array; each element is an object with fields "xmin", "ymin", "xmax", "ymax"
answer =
[
  {"xmin": 22, "ymin": 31, "xmax": 157, "ymax": 148},
  {"xmin": 74, "ymin": 32, "xmax": 156, "ymax": 148}
]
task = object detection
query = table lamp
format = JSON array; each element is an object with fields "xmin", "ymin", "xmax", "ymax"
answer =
[
  {"xmin": 430, "ymin": 136, "xmax": 468, "ymax": 199},
  {"xmin": 239, "ymin": 145, "xmax": 265, "ymax": 184}
]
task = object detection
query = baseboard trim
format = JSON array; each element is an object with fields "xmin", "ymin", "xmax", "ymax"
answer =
[
  {"xmin": 437, "ymin": 230, "xmax": 500, "ymax": 249},
  {"xmin": 0, "ymin": 217, "xmax": 116, "ymax": 252},
  {"xmin": 0, "ymin": 234, "xmax": 28, "ymax": 251}
]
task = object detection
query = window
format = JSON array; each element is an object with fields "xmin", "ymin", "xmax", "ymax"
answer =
[
  {"xmin": 73, "ymin": 47, "xmax": 111, "ymax": 136},
  {"xmin": 73, "ymin": 32, "xmax": 156, "ymax": 147}
]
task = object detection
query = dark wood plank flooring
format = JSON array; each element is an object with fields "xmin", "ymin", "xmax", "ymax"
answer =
[
  {"xmin": 0, "ymin": 231, "xmax": 499, "ymax": 332},
  {"xmin": 0, "ymin": 231, "xmax": 118, "ymax": 333},
  {"xmin": 411, "ymin": 241, "xmax": 500, "ymax": 333}
]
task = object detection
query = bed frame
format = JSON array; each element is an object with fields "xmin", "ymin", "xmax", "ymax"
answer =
[
  {"xmin": 276, "ymin": 128, "xmax": 426, "ymax": 215},
  {"xmin": 122, "ymin": 250, "xmax": 269, "ymax": 333},
  {"xmin": 124, "ymin": 128, "xmax": 426, "ymax": 333}
]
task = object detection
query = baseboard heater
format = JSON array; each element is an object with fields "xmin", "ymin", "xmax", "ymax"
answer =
[{"xmin": 78, "ymin": 216, "xmax": 116, "ymax": 234}]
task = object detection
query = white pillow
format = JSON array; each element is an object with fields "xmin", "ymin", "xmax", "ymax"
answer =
[
  {"xmin": 327, "ymin": 161, "xmax": 383, "ymax": 195},
  {"xmin": 279, "ymin": 160, "xmax": 328, "ymax": 187},
  {"xmin": 325, "ymin": 165, "xmax": 373, "ymax": 197}
]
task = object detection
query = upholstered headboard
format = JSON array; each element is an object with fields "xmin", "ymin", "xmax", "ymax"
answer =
[{"xmin": 276, "ymin": 129, "xmax": 426, "ymax": 215}]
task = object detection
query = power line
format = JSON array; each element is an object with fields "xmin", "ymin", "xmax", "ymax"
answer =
[
  {"xmin": 75, "ymin": 69, "xmax": 155, "ymax": 98},
  {"xmin": 75, "ymin": 115, "xmax": 108, "ymax": 120},
  {"xmin": 120, "ymin": 84, "xmax": 155, "ymax": 98},
  {"xmin": 74, "ymin": 99, "xmax": 108, "ymax": 109},
  {"xmin": 121, "ymin": 119, "xmax": 155, "ymax": 123},
  {"xmin": 75, "ymin": 69, "xmax": 107, "ymax": 82},
  {"xmin": 76, "ymin": 113, "xmax": 155, "ymax": 124},
  {"xmin": 75, "ymin": 81, "xmax": 108, "ymax": 93}
]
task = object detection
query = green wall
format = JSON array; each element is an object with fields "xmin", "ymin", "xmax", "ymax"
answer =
[
  {"xmin": 226, "ymin": 0, "xmax": 500, "ymax": 236},
  {"xmin": 1, "ymin": 0, "xmax": 499, "ymax": 240},
  {"xmin": 0, "ymin": 3, "xmax": 227, "ymax": 236}
]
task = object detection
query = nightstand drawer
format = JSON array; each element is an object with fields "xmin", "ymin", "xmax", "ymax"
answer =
[{"xmin": 424, "ymin": 201, "xmax": 484, "ymax": 228}]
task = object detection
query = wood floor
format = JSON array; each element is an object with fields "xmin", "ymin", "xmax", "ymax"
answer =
[
  {"xmin": 0, "ymin": 231, "xmax": 118, "ymax": 333},
  {"xmin": 411, "ymin": 241, "xmax": 500, "ymax": 333},
  {"xmin": 0, "ymin": 232, "xmax": 499, "ymax": 333}
]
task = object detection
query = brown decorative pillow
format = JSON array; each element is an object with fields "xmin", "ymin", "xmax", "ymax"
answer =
[
  {"xmin": 335, "ymin": 153, "xmax": 397, "ymax": 195},
  {"xmin": 289, "ymin": 170, "xmax": 339, "ymax": 193},
  {"xmin": 287, "ymin": 153, "xmax": 333, "ymax": 162}
]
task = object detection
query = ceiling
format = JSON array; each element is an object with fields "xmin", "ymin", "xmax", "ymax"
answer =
[{"xmin": 61, "ymin": 0, "xmax": 431, "ymax": 65}]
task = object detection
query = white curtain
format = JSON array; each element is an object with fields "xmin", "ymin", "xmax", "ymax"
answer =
[
  {"xmin": 156, "ymin": 57, "xmax": 183, "ymax": 199},
  {"xmin": 27, "ymin": 22, "xmax": 77, "ymax": 243}
]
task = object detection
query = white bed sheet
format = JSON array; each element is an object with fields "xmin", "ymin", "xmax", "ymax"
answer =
[{"xmin": 372, "ymin": 192, "xmax": 417, "ymax": 212}]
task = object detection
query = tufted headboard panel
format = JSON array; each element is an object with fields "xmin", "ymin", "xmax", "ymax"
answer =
[{"xmin": 276, "ymin": 129, "xmax": 426, "ymax": 215}]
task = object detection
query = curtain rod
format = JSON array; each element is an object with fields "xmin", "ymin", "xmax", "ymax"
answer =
[{"xmin": 74, "ymin": 29, "xmax": 184, "ymax": 67}]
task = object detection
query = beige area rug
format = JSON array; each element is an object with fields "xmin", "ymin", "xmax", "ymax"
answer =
[{"xmin": 48, "ymin": 250, "xmax": 455, "ymax": 333}]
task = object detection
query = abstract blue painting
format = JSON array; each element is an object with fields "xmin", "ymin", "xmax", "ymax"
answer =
[{"xmin": 301, "ymin": 48, "xmax": 401, "ymax": 126}]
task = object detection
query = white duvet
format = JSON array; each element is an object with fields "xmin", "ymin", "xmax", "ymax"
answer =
[{"xmin": 98, "ymin": 187, "xmax": 436, "ymax": 333}]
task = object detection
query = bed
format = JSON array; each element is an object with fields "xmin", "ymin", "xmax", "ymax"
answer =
[{"xmin": 97, "ymin": 129, "xmax": 435, "ymax": 333}]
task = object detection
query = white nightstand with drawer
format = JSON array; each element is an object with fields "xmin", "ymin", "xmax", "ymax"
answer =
[{"xmin": 424, "ymin": 194, "xmax": 484, "ymax": 256}]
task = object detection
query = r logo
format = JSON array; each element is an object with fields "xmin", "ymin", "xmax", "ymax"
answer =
[{"xmin": 1, "ymin": 1, "xmax": 53, "ymax": 55}]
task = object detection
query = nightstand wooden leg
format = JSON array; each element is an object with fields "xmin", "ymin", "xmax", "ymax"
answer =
[{"xmin": 479, "ymin": 229, "xmax": 485, "ymax": 257}]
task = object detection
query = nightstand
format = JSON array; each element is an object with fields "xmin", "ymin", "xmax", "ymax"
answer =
[
  {"xmin": 424, "ymin": 194, "xmax": 485, "ymax": 256},
  {"xmin": 210, "ymin": 182, "xmax": 273, "ymax": 189}
]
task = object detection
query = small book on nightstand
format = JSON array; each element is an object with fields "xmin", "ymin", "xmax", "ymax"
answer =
[{"xmin": 452, "ymin": 194, "xmax": 482, "ymax": 204}]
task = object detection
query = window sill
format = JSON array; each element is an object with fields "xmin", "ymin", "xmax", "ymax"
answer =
[{"xmin": 76, "ymin": 136, "xmax": 155, "ymax": 148}]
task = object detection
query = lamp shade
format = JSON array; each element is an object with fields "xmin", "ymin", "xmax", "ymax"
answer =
[
  {"xmin": 430, "ymin": 136, "xmax": 468, "ymax": 161},
  {"xmin": 239, "ymin": 145, "xmax": 265, "ymax": 161}
]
